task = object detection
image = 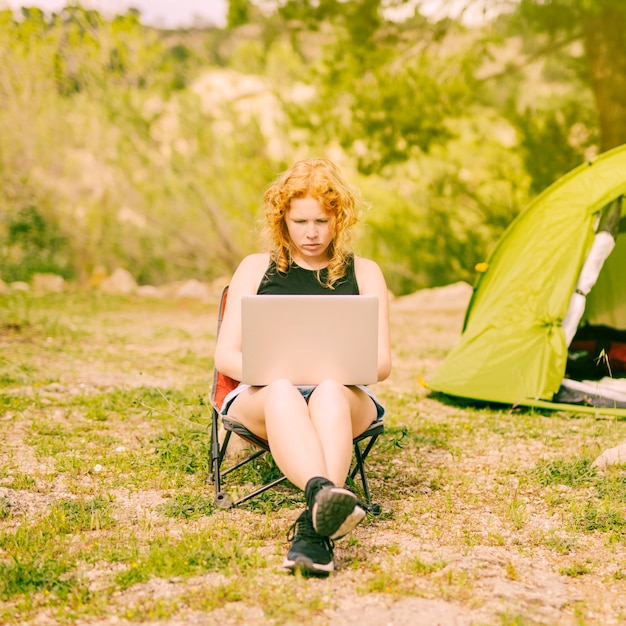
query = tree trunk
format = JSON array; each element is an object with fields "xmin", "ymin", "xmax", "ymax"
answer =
[{"xmin": 581, "ymin": 4, "xmax": 626, "ymax": 150}]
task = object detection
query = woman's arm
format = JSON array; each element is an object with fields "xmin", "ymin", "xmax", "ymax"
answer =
[
  {"xmin": 214, "ymin": 253, "xmax": 269, "ymax": 381},
  {"xmin": 354, "ymin": 256, "xmax": 392, "ymax": 382}
]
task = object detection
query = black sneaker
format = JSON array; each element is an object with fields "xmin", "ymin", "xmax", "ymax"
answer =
[
  {"xmin": 311, "ymin": 486, "xmax": 365, "ymax": 540},
  {"xmin": 282, "ymin": 510, "xmax": 335, "ymax": 577}
]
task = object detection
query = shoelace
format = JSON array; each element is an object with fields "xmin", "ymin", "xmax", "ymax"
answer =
[{"xmin": 287, "ymin": 511, "xmax": 335, "ymax": 552}]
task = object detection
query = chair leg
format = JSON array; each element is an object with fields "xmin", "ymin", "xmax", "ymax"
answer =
[
  {"xmin": 209, "ymin": 406, "xmax": 234, "ymax": 508},
  {"xmin": 209, "ymin": 411, "xmax": 285, "ymax": 508},
  {"xmin": 231, "ymin": 475, "xmax": 289, "ymax": 507},
  {"xmin": 350, "ymin": 436, "xmax": 382, "ymax": 515},
  {"xmin": 209, "ymin": 406, "xmax": 221, "ymax": 489}
]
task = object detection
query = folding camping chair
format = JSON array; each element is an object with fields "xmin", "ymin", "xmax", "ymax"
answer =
[{"xmin": 209, "ymin": 285, "xmax": 384, "ymax": 512}]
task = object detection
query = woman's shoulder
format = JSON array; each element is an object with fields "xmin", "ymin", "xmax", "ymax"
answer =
[
  {"xmin": 353, "ymin": 255, "xmax": 387, "ymax": 289},
  {"xmin": 230, "ymin": 252, "xmax": 271, "ymax": 291},
  {"xmin": 238, "ymin": 252, "xmax": 271, "ymax": 271},
  {"xmin": 353, "ymin": 255, "xmax": 382, "ymax": 275}
]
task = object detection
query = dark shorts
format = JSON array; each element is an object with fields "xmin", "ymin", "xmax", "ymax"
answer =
[{"xmin": 221, "ymin": 383, "xmax": 385, "ymax": 421}]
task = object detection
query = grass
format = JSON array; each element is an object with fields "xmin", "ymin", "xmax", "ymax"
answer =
[{"xmin": 1, "ymin": 290, "xmax": 626, "ymax": 624}]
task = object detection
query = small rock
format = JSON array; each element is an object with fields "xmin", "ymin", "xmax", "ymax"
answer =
[
  {"xmin": 9, "ymin": 281, "xmax": 30, "ymax": 292},
  {"xmin": 100, "ymin": 268, "xmax": 137, "ymax": 295},
  {"xmin": 174, "ymin": 279, "xmax": 211, "ymax": 301},
  {"xmin": 592, "ymin": 442, "xmax": 626, "ymax": 469},
  {"xmin": 32, "ymin": 273, "xmax": 65, "ymax": 293},
  {"xmin": 394, "ymin": 281, "xmax": 473, "ymax": 312}
]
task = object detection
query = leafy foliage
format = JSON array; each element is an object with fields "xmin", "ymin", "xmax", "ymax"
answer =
[
  {"xmin": 0, "ymin": 1, "xmax": 621, "ymax": 293},
  {"xmin": 1, "ymin": 206, "xmax": 73, "ymax": 281}
]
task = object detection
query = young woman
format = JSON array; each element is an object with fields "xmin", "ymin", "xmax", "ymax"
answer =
[{"xmin": 214, "ymin": 157, "xmax": 391, "ymax": 576}]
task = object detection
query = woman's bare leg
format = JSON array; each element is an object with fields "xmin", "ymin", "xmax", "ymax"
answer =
[
  {"xmin": 227, "ymin": 379, "xmax": 329, "ymax": 489},
  {"xmin": 307, "ymin": 380, "xmax": 377, "ymax": 487}
]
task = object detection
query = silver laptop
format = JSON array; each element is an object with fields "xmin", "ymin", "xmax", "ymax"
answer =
[{"xmin": 241, "ymin": 295, "xmax": 378, "ymax": 386}]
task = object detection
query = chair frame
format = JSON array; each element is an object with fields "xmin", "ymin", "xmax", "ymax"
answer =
[{"xmin": 209, "ymin": 286, "xmax": 384, "ymax": 512}]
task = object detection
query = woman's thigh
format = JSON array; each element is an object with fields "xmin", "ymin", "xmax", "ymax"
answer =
[
  {"xmin": 308, "ymin": 383, "xmax": 377, "ymax": 438},
  {"xmin": 226, "ymin": 386, "xmax": 272, "ymax": 439},
  {"xmin": 226, "ymin": 382, "xmax": 309, "ymax": 440}
]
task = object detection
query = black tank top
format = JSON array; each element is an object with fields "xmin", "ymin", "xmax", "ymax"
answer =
[{"xmin": 257, "ymin": 255, "xmax": 360, "ymax": 295}]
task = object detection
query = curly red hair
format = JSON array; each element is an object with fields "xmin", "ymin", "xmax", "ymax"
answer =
[{"xmin": 262, "ymin": 158, "xmax": 359, "ymax": 288}]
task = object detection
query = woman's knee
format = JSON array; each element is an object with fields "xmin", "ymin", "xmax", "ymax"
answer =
[
  {"xmin": 265, "ymin": 379, "xmax": 305, "ymax": 412},
  {"xmin": 312, "ymin": 379, "xmax": 349, "ymax": 403},
  {"xmin": 315, "ymin": 378, "xmax": 346, "ymax": 395},
  {"xmin": 267, "ymin": 378, "xmax": 296, "ymax": 393}
]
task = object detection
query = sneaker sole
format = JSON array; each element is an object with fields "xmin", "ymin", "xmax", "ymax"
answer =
[
  {"xmin": 282, "ymin": 555, "xmax": 334, "ymax": 577},
  {"xmin": 328, "ymin": 504, "xmax": 366, "ymax": 540},
  {"xmin": 311, "ymin": 487, "xmax": 358, "ymax": 538}
]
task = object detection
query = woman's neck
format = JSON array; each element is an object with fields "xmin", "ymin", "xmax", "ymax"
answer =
[{"xmin": 291, "ymin": 255, "xmax": 329, "ymax": 271}]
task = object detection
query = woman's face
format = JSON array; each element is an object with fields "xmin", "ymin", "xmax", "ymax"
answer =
[{"xmin": 285, "ymin": 195, "xmax": 335, "ymax": 269}]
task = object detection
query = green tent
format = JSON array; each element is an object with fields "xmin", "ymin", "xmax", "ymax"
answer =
[{"xmin": 428, "ymin": 144, "xmax": 626, "ymax": 415}]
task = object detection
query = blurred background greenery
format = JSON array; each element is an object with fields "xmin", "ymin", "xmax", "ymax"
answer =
[{"xmin": 0, "ymin": 0, "xmax": 624, "ymax": 296}]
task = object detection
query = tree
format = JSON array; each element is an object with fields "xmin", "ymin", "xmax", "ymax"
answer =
[
  {"xmin": 281, "ymin": 1, "xmax": 481, "ymax": 173},
  {"xmin": 516, "ymin": 0, "xmax": 626, "ymax": 150}
]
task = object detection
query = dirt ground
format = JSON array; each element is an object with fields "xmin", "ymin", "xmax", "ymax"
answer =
[{"xmin": 2, "ymin": 281, "xmax": 626, "ymax": 625}]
